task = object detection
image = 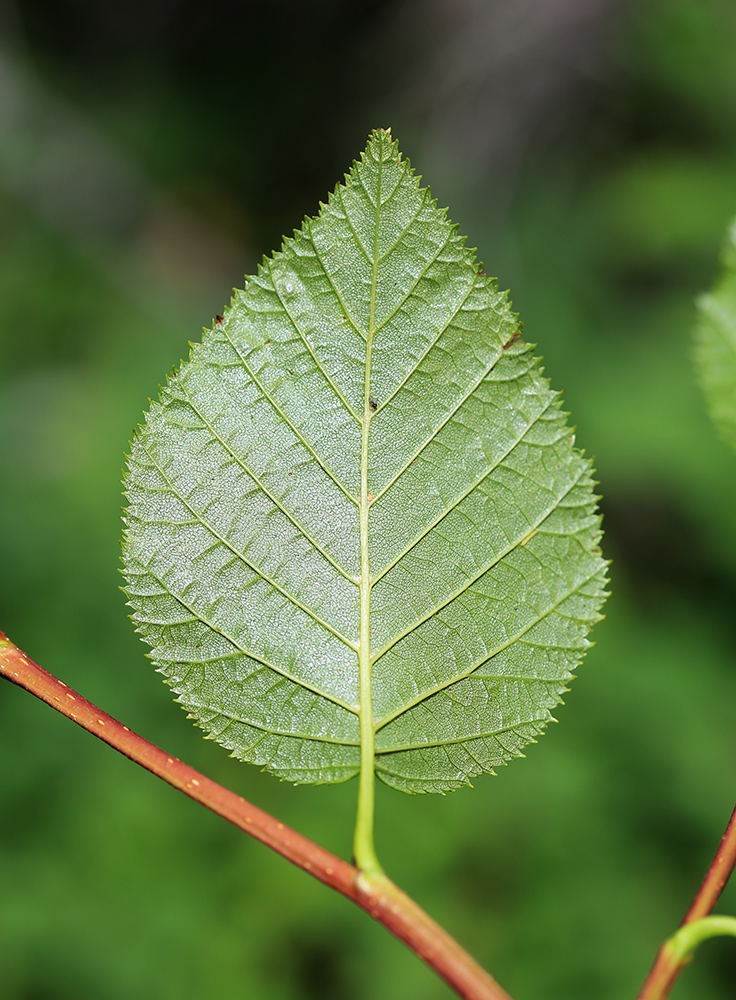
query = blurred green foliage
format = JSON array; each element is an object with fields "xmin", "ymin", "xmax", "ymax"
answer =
[{"xmin": 1, "ymin": 1, "xmax": 736, "ymax": 998}]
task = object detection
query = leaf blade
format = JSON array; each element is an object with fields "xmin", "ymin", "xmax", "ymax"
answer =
[{"xmin": 122, "ymin": 129, "xmax": 607, "ymax": 792}]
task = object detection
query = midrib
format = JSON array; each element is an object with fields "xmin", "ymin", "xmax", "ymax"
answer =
[{"xmin": 353, "ymin": 145, "xmax": 383, "ymax": 874}]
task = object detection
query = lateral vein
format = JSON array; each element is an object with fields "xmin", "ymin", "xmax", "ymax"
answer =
[
  {"xmin": 373, "ymin": 570, "xmax": 599, "ymax": 732},
  {"xmin": 129, "ymin": 556, "xmax": 360, "ymax": 714},
  {"xmin": 219, "ymin": 322, "xmax": 360, "ymax": 506},
  {"xmin": 139, "ymin": 442, "xmax": 358, "ymax": 651},
  {"xmin": 177, "ymin": 381, "xmax": 358, "ymax": 585}
]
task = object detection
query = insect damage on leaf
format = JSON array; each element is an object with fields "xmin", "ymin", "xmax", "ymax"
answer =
[{"xmin": 121, "ymin": 128, "xmax": 608, "ymax": 794}]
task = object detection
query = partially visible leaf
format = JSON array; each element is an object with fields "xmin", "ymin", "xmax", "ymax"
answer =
[
  {"xmin": 695, "ymin": 217, "xmax": 736, "ymax": 453},
  {"xmin": 121, "ymin": 130, "xmax": 608, "ymax": 794}
]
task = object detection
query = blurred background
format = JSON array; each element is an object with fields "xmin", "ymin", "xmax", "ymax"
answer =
[{"xmin": 1, "ymin": 0, "xmax": 736, "ymax": 997}]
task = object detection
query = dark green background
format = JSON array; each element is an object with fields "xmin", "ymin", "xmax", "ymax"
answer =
[{"xmin": 2, "ymin": 1, "xmax": 736, "ymax": 997}]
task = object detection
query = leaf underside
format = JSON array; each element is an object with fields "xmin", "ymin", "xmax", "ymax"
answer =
[
  {"xmin": 695, "ymin": 217, "xmax": 736, "ymax": 454},
  {"xmin": 121, "ymin": 129, "xmax": 608, "ymax": 794}
]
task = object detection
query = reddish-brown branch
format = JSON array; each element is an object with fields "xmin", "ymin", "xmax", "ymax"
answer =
[
  {"xmin": 0, "ymin": 630, "xmax": 513, "ymax": 1000},
  {"xmin": 683, "ymin": 803, "xmax": 736, "ymax": 923},
  {"xmin": 637, "ymin": 802, "xmax": 736, "ymax": 1000}
]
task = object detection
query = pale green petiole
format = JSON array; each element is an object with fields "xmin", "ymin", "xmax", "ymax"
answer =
[{"xmin": 665, "ymin": 915, "xmax": 736, "ymax": 964}]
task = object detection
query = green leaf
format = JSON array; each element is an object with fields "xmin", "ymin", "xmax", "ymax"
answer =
[
  {"xmin": 695, "ymin": 216, "xmax": 736, "ymax": 453},
  {"xmin": 121, "ymin": 129, "xmax": 608, "ymax": 795}
]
